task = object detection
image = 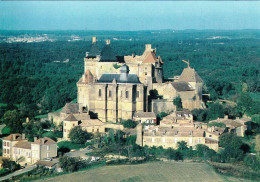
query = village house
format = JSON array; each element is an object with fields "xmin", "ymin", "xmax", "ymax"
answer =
[
  {"xmin": 209, "ymin": 115, "xmax": 249, "ymax": 137},
  {"xmin": 136, "ymin": 111, "xmax": 223, "ymax": 151},
  {"xmin": 133, "ymin": 112, "xmax": 157, "ymax": 124},
  {"xmin": 2, "ymin": 134, "xmax": 57, "ymax": 166},
  {"xmin": 63, "ymin": 113, "xmax": 106, "ymax": 139}
]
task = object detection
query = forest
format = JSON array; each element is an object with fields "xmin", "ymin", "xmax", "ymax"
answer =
[{"xmin": 0, "ymin": 29, "xmax": 259, "ymax": 119}]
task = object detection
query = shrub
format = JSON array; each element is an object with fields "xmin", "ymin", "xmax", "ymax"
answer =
[
  {"xmin": 69, "ymin": 126, "xmax": 92, "ymax": 144},
  {"xmin": 122, "ymin": 119, "xmax": 137, "ymax": 128}
]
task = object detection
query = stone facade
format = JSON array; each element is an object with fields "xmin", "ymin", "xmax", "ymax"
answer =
[
  {"xmin": 75, "ymin": 37, "xmax": 203, "ymax": 124},
  {"xmin": 2, "ymin": 134, "xmax": 57, "ymax": 166},
  {"xmin": 136, "ymin": 111, "xmax": 221, "ymax": 151}
]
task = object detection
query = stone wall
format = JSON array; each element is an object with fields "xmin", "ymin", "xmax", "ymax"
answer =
[{"xmin": 152, "ymin": 99, "xmax": 175, "ymax": 115}]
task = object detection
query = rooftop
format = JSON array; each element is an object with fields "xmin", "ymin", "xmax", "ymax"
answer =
[
  {"xmin": 87, "ymin": 42, "xmax": 100, "ymax": 58},
  {"xmin": 134, "ymin": 112, "xmax": 156, "ymax": 118},
  {"xmin": 33, "ymin": 137, "xmax": 56, "ymax": 145},
  {"xmin": 171, "ymin": 81, "xmax": 194, "ymax": 92},
  {"xmin": 80, "ymin": 119, "xmax": 104, "ymax": 127},
  {"xmin": 3, "ymin": 134, "xmax": 22, "ymax": 141},
  {"xmin": 97, "ymin": 73, "xmax": 141, "ymax": 84},
  {"xmin": 14, "ymin": 140, "xmax": 31, "ymax": 149},
  {"xmin": 178, "ymin": 67, "xmax": 203, "ymax": 83},
  {"xmin": 61, "ymin": 103, "xmax": 79, "ymax": 114},
  {"xmin": 64, "ymin": 114, "xmax": 78, "ymax": 121}
]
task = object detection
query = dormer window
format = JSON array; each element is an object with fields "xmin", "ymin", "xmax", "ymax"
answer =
[{"xmin": 99, "ymin": 89, "xmax": 101, "ymax": 97}]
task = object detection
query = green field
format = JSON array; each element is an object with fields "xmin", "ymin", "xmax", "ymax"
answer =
[{"xmin": 36, "ymin": 161, "xmax": 249, "ymax": 182}]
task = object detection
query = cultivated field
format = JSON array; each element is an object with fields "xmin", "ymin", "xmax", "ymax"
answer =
[{"xmin": 36, "ymin": 161, "xmax": 250, "ymax": 182}]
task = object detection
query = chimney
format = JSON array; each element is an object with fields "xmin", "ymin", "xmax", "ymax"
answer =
[
  {"xmin": 22, "ymin": 133, "xmax": 25, "ymax": 140},
  {"xmin": 92, "ymin": 37, "xmax": 97, "ymax": 43},
  {"xmin": 106, "ymin": 39, "xmax": 110, "ymax": 45},
  {"xmin": 85, "ymin": 52, "xmax": 89, "ymax": 57},
  {"xmin": 34, "ymin": 137, "xmax": 37, "ymax": 142},
  {"xmin": 145, "ymin": 44, "xmax": 151, "ymax": 50}
]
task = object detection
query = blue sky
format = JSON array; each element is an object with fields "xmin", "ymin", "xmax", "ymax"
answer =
[{"xmin": 0, "ymin": 1, "xmax": 259, "ymax": 30}]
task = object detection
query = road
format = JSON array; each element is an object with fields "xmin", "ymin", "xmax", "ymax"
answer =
[
  {"xmin": 0, "ymin": 165, "xmax": 36, "ymax": 181},
  {"xmin": 64, "ymin": 148, "xmax": 92, "ymax": 158}
]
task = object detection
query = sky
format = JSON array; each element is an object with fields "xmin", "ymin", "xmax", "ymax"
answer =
[{"xmin": 0, "ymin": 1, "xmax": 260, "ymax": 31}]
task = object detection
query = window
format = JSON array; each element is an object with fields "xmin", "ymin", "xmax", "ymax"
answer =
[
  {"xmin": 73, "ymin": 124, "xmax": 75, "ymax": 127},
  {"xmin": 121, "ymin": 90, "xmax": 123, "ymax": 97},
  {"xmin": 126, "ymin": 91, "xmax": 129, "ymax": 98},
  {"xmin": 136, "ymin": 91, "xmax": 139, "ymax": 98},
  {"xmin": 189, "ymin": 138, "xmax": 193, "ymax": 144},
  {"xmin": 47, "ymin": 152, "xmax": 49, "ymax": 158},
  {"xmin": 7, "ymin": 149, "xmax": 9, "ymax": 154},
  {"xmin": 97, "ymin": 129, "xmax": 99, "ymax": 132},
  {"xmin": 99, "ymin": 89, "xmax": 101, "ymax": 97},
  {"xmin": 163, "ymin": 138, "xmax": 165, "ymax": 143},
  {"xmin": 198, "ymin": 138, "xmax": 201, "ymax": 143},
  {"xmin": 7, "ymin": 142, "xmax": 9, "ymax": 147},
  {"xmin": 47, "ymin": 145, "xmax": 49, "ymax": 150},
  {"xmin": 152, "ymin": 138, "xmax": 154, "ymax": 143},
  {"xmin": 92, "ymin": 129, "xmax": 94, "ymax": 132},
  {"xmin": 64, "ymin": 129, "xmax": 66, "ymax": 132},
  {"xmin": 109, "ymin": 90, "xmax": 112, "ymax": 97},
  {"xmin": 145, "ymin": 72, "xmax": 147, "ymax": 75},
  {"xmin": 175, "ymin": 138, "xmax": 178, "ymax": 144},
  {"xmin": 3, "ymin": 149, "xmax": 6, "ymax": 153},
  {"xmin": 3, "ymin": 142, "xmax": 6, "ymax": 146},
  {"xmin": 64, "ymin": 123, "xmax": 66, "ymax": 126}
]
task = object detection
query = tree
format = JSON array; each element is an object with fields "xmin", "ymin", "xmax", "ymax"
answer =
[
  {"xmin": 177, "ymin": 141, "xmax": 188, "ymax": 151},
  {"xmin": 2, "ymin": 159, "xmax": 20, "ymax": 172},
  {"xmin": 173, "ymin": 96, "xmax": 183, "ymax": 111},
  {"xmin": 207, "ymin": 103, "xmax": 224, "ymax": 121},
  {"xmin": 165, "ymin": 148, "xmax": 176, "ymax": 160},
  {"xmin": 255, "ymin": 135, "xmax": 260, "ymax": 158},
  {"xmin": 3, "ymin": 110, "xmax": 23, "ymax": 133},
  {"xmin": 192, "ymin": 109, "xmax": 208, "ymax": 122},
  {"xmin": 236, "ymin": 93, "xmax": 253, "ymax": 116},
  {"xmin": 252, "ymin": 114, "xmax": 260, "ymax": 125},
  {"xmin": 219, "ymin": 133, "xmax": 244, "ymax": 162},
  {"xmin": 59, "ymin": 156, "xmax": 80, "ymax": 172},
  {"xmin": 24, "ymin": 120, "xmax": 44, "ymax": 142},
  {"xmin": 69, "ymin": 126, "xmax": 92, "ymax": 144},
  {"xmin": 122, "ymin": 119, "xmax": 137, "ymax": 128}
]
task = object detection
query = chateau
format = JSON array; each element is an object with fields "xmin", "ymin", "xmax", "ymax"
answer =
[{"xmin": 72, "ymin": 37, "xmax": 203, "ymax": 123}]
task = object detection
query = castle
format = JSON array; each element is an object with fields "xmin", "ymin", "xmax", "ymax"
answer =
[{"xmin": 75, "ymin": 37, "xmax": 203, "ymax": 123}]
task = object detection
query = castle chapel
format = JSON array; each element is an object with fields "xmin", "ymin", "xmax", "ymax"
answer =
[{"xmin": 75, "ymin": 37, "xmax": 203, "ymax": 123}]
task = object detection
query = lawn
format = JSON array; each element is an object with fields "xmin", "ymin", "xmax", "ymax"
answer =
[
  {"xmin": 57, "ymin": 141, "xmax": 87, "ymax": 150},
  {"xmin": 35, "ymin": 161, "xmax": 247, "ymax": 182}
]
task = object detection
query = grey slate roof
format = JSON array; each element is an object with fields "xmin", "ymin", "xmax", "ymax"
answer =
[
  {"xmin": 100, "ymin": 45, "xmax": 117, "ymax": 62},
  {"xmin": 61, "ymin": 103, "xmax": 79, "ymax": 114},
  {"xmin": 87, "ymin": 43, "xmax": 100, "ymax": 58},
  {"xmin": 97, "ymin": 74, "xmax": 141, "ymax": 84},
  {"xmin": 171, "ymin": 81, "xmax": 194, "ymax": 92}
]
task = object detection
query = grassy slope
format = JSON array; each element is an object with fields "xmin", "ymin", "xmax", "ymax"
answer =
[{"xmin": 36, "ymin": 161, "xmax": 248, "ymax": 182}]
